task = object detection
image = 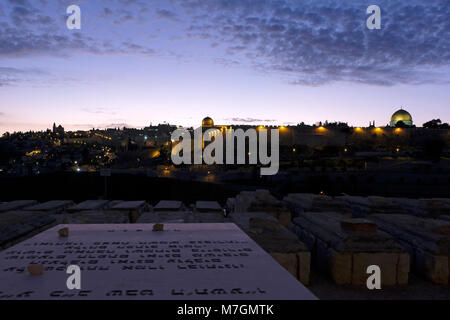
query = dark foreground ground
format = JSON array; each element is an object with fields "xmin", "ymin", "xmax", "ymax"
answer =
[
  {"xmin": 309, "ymin": 271, "xmax": 450, "ymax": 300},
  {"xmin": 1, "ymin": 174, "xmax": 449, "ymax": 300}
]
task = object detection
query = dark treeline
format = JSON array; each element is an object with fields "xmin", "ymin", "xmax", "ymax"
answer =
[
  {"xmin": 0, "ymin": 171, "xmax": 449, "ymax": 203},
  {"xmin": 0, "ymin": 173, "xmax": 239, "ymax": 205}
]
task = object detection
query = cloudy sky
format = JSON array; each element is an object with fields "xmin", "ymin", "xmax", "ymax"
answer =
[{"xmin": 0, "ymin": 0, "xmax": 449, "ymax": 133}]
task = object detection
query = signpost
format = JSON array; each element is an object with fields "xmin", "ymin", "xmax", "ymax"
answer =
[{"xmin": 100, "ymin": 169, "xmax": 112, "ymax": 199}]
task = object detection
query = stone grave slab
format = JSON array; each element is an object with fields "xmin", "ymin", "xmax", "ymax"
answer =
[
  {"xmin": 0, "ymin": 211, "xmax": 56, "ymax": 250},
  {"xmin": 283, "ymin": 193, "xmax": 339, "ymax": 214},
  {"xmin": 370, "ymin": 214, "xmax": 450, "ymax": 285},
  {"xmin": 67, "ymin": 200, "xmax": 111, "ymax": 213},
  {"xmin": 137, "ymin": 211, "xmax": 187, "ymax": 223},
  {"xmin": 229, "ymin": 212, "xmax": 311, "ymax": 285},
  {"xmin": 334, "ymin": 196, "xmax": 405, "ymax": 217},
  {"xmin": 24, "ymin": 201, "xmax": 74, "ymax": 213},
  {"xmin": 108, "ymin": 200, "xmax": 124, "ymax": 207},
  {"xmin": 292, "ymin": 212, "xmax": 410, "ymax": 286},
  {"xmin": 0, "ymin": 200, "xmax": 38, "ymax": 213},
  {"xmin": 0, "ymin": 223, "xmax": 316, "ymax": 300},
  {"xmin": 111, "ymin": 201, "xmax": 148, "ymax": 211},
  {"xmin": 186, "ymin": 212, "xmax": 228, "ymax": 223},
  {"xmin": 195, "ymin": 201, "xmax": 223, "ymax": 213},
  {"xmin": 110, "ymin": 201, "xmax": 148, "ymax": 223},
  {"xmin": 154, "ymin": 200, "xmax": 183, "ymax": 212},
  {"xmin": 62, "ymin": 211, "xmax": 129, "ymax": 224}
]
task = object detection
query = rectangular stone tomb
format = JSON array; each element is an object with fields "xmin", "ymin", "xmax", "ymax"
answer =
[
  {"xmin": 110, "ymin": 201, "xmax": 149, "ymax": 223},
  {"xmin": 61, "ymin": 211, "xmax": 129, "ymax": 224},
  {"xmin": 195, "ymin": 201, "xmax": 223, "ymax": 213},
  {"xmin": 137, "ymin": 212, "xmax": 188, "ymax": 224},
  {"xmin": 185, "ymin": 212, "xmax": 229, "ymax": 223},
  {"xmin": 137, "ymin": 212, "xmax": 228, "ymax": 224},
  {"xmin": 233, "ymin": 190, "xmax": 279, "ymax": 213},
  {"xmin": 0, "ymin": 211, "xmax": 56, "ymax": 250},
  {"xmin": 229, "ymin": 212, "xmax": 311, "ymax": 286},
  {"xmin": 24, "ymin": 201, "xmax": 74, "ymax": 213},
  {"xmin": 110, "ymin": 201, "xmax": 148, "ymax": 212},
  {"xmin": 370, "ymin": 214, "xmax": 450, "ymax": 285},
  {"xmin": 390, "ymin": 198, "xmax": 450, "ymax": 218},
  {"xmin": 292, "ymin": 212, "xmax": 409, "ymax": 286},
  {"xmin": 419, "ymin": 199, "xmax": 450, "ymax": 216},
  {"xmin": 333, "ymin": 196, "xmax": 405, "ymax": 217},
  {"xmin": 232, "ymin": 191, "xmax": 292, "ymax": 229},
  {"xmin": 67, "ymin": 200, "xmax": 111, "ymax": 213},
  {"xmin": 0, "ymin": 200, "xmax": 38, "ymax": 213},
  {"xmin": 154, "ymin": 200, "xmax": 184, "ymax": 212},
  {"xmin": 0, "ymin": 223, "xmax": 316, "ymax": 300},
  {"xmin": 283, "ymin": 193, "xmax": 342, "ymax": 214}
]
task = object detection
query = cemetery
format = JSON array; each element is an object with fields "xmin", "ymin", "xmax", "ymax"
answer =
[{"xmin": 0, "ymin": 192, "xmax": 449, "ymax": 299}]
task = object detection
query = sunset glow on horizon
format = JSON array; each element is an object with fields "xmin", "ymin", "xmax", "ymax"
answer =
[{"xmin": 1, "ymin": 0, "xmax": 449, "ymax": 133}]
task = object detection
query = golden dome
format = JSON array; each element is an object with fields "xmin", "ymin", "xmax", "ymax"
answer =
[
  {"xmin": 390, "ymin": 109, "xmax": 413, "ymax": 127},
  {"xmin": 202, "ymin": 117, "xmax": 214, "ymax": 127}
]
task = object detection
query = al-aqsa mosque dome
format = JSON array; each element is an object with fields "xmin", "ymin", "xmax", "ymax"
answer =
[
  {"xmin": 202, "ymin": 117, "xmax": 214, "ymax": 128},
  {"xmin": 390, "ymin": 109, "xmax": 413, "ymax": 127}
]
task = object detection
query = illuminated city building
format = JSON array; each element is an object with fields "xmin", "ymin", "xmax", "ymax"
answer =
[{"xmin": 390, "ymin": 109, "xmax": 413, "ymax": 127}]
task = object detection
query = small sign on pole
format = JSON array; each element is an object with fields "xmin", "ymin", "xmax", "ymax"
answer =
[
  {"xmin": 100, "ymin": 169, "xmax": 111, "ymax": 199},
  {"xmin": 100, "ymin": 169, "xmax": 112, "ymax": 177}
]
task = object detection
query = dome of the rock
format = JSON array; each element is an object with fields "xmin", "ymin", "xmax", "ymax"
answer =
[{"xmin": 390, "ymin": 109, "xmax": 413, "ymax": 127}]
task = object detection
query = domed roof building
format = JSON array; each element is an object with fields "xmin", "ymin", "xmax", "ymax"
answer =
[
  {"xmin": 390, "ymin": 109, "xmax": 413, "ymax": 127},
  {"xmin": 202, "ymin": 117, "xmax": 214, "ymax": 128}
]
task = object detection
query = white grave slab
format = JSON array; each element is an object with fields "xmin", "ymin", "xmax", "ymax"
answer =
[{"xmin": 0, "ymin": 223, "xmax": 316, "ymax": 300}]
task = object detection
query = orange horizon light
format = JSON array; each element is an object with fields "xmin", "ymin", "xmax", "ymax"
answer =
[{"xmin": 374, "ymin": 127, "xmax": 383, "ymax": 133}]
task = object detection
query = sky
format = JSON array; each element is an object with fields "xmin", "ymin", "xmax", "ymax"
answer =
[{"xmin": 0, "ymin": 0, "xmax": 449, "ymax": 133}]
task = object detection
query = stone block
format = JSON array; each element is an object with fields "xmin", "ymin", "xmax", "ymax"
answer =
[
  {"xmin": 397, "ymin": 253, "xmax": 410, "ymax": 285},
  {"xmin": 329, "ymin": 249, "xmax": 352, "ymax": 285},
  {"xmin": 297, "ymin": 252, "xmax": 311, "ymax": 286},
  {"xmin": 270, "ymin": 252, "xmax": 298, "ymax": 279}
]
